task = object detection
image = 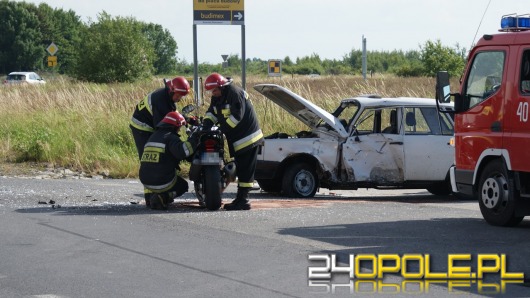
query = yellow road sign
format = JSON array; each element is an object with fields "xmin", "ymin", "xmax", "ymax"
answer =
[
  {"xmin": 268, "ymin": 60, "xmax": 281, "ymax": 77},
  {"xmin": 46, "ymin": 42, "xmax": 58, "ymax": 56},
  {"xmin": 47, "ymin": 56, "xmax": 57, "ymax": 67}
]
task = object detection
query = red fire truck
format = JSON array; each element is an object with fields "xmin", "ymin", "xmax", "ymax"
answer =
[{"xmin": 436, "ymin": 14, "xmax": 530, "ymax": 226}]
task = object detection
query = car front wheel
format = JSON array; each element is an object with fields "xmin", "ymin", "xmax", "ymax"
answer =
[{"xmin": 282, "ymin": 163, "xmax": 318, "ymax": 198}]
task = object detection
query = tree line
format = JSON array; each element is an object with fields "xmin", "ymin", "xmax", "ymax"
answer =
[{"xmin": 0, "ymin": 0, "xmax": 466, "ymax": 83}]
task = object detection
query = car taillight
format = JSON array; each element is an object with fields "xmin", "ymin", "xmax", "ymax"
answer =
[{"xmin": 204, "ymin": 139, "xmax": 217, "ymax": 152}]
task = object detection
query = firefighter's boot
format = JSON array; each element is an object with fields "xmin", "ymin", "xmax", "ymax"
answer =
[
  {"xmin": 224, "ymin": 187, "xmax": 251, "ymax": 211},
  {"xmin": 150, "ymin": 193, "xmax": 169, "ymax": 210},
  {"xmin": 144, "ymin": 193, "xmax": 151, "ymax": 207}
]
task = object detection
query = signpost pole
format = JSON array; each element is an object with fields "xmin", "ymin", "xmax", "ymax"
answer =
[
  {"xmin": 241, "ymin": 24, "xmax": 246, "ymax": 90},
  {"xmin": 193, "ymin": 24, "xmax": 200, "ymax": 106}
]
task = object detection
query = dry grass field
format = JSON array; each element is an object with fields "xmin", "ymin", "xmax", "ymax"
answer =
[{"xmin": 0, "ymin": 74, "xmax": 447, "ymax": 178}]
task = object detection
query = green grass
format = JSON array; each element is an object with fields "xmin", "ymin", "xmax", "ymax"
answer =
[{"xmin": 0, "ymin": 74, "xmax": 449, "ymax": 178}]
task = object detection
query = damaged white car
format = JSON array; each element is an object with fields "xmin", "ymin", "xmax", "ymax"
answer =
[{"xmin": 253, "ymin": 84, "xmax": 455, "ymax": 198}]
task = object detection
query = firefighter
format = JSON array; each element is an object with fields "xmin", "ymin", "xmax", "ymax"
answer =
[
  {"xmin": 130, "ymin": 77, "xmax": 190, "ymax": 206},
  {"xmin": 202, "ymin": 73, "xmax": 264, "ymax": 210},
  {"xmin": 139, "ymin": 111, "xmax": 197, "ymax": 210}
]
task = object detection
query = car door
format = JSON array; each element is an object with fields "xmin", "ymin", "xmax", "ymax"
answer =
[
  {"xmin": 402, "ymin": 106, "xmax": 454, "ymax": 181},
  {"xmin": 341, "ymin": 107, "xmax": 405, "ymax": 184}
]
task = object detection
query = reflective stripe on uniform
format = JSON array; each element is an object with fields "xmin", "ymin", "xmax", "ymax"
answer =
[
  {"xmin": 205, "ymin": 112, "xmax": 218, "ymax": 124},
  {"xmin": 233, "ymin": 129, "xmax": 263, "ymax": 152},
  {"xmin": 144, "ymin": 171, "xmax": 178, "ymax": 192},
  {"xmin": 226, "ymin": 115, "xmax": 239, "ymax": 128},
  {"xmin": 145, "ymin": 94, "xmax": 153, "ymax": 115},
  {"xmin": 144, "ymin": 142, "xmax": 166, "ymax": 152},
  {"xmin": 182, "ymin": 141, "xmax": 194, "ymax": 157},
  {"xmin": 130, "ymin": 117, "xmax": 154, "ymax": 132},
  {"xmin": 238, "ymin": 181, "xmax": 254, "ymax": 188}
]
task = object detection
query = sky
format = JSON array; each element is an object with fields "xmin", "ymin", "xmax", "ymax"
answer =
[{"xmin": 15, "ymin": 0, "xmax": 530, "ymax": 64}]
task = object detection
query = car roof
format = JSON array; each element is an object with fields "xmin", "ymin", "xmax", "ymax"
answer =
[
  {"xmin": 8, "ymin": 72, "xmax": 36, "ymax": 75},
  {"xmin": 343, "ymin": 96, "xmax": 453, "ymax": 108}
]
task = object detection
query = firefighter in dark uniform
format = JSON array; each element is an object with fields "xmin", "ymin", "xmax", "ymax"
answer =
[
  {"xmin": 130, "ymin": 77, "xmax": 190, "ymax": 206},
  {"xmin": 202, "ymin": 73, "xmax": 264, "ymax": 210},
  {"xmin": 139, "ymin": 111, "xmax": 197, "ymax": 210}
]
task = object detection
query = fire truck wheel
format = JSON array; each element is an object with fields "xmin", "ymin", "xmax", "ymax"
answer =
[{"xmin": 477, "ymin": 160, "xmax": 523, "ymax": 226}]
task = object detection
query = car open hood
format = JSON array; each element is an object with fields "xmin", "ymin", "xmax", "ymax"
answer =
[{"xmin": 253, "ymin": 84, "xmax": 349, "ymax": 138}]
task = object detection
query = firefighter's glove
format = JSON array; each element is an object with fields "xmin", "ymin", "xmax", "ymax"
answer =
[{"xmin": 201, "ymin": 118, "xmax": 214, "ymax": 132}]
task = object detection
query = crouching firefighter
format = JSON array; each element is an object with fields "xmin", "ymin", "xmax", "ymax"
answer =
[
  {"xmin": 139, "ymin": 111, "xmax": 197, "ymax": 210},
  {"xmin": 130, "ymin": 76, "xmax": 190, "ymax": 206},
  {"xmin": 202, "ymin": 73, "xmax": 264, "ymax": 211}
]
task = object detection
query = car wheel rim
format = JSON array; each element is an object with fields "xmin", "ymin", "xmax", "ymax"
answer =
[
  {"xmin": 294, "ymin": 169, "xmax": 314, "ymax": 196},
  {"xmin": 481, "ymin": 176, "xmax": 507, "ymax": 209}
]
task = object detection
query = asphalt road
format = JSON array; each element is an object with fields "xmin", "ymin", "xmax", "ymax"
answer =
[{"xmin": 0, "ymin": 176, "xmax": 529, "ymax": 298}]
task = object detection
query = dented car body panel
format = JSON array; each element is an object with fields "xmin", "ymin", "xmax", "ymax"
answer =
[{"xmin": 253, "ymin": 84, "xmax": 455, "ymax": 197}]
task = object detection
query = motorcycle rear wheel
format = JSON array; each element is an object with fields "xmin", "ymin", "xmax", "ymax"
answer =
[{"xmin": 204, "ymin": 166, "xmax": 222, "ymax": 210}]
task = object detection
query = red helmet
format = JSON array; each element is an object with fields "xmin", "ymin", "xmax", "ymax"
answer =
[
  {"xmin": 166, "ymin": 76, "xmax": 190, "ymax": 96},
  {"xmin": 204, "ymin": 73, "xmax": 231, "ymax": 90},
  {"xmin": 160, "ymin": 111, "xmax": 186, "ymax": 128}
]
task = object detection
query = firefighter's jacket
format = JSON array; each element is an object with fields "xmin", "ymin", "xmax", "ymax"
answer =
[
  {"xmin": 130, "ymin": 88, "xmax": 176, "ymax": 132},
  {"xmin": 204, "ymin": 84, "xmax": 263, "ymax": 155},
  {"xmin": 139, "ymin": 127, "xmax": 196, "ymax": 192}
]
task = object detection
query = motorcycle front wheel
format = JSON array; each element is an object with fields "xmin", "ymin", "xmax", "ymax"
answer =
[{"xmin": 203, "ymin": 166, "xmax": 222, "ymax": 210}]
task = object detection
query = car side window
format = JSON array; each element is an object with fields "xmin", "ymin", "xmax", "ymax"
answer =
[
  {"xmin": 404, "ymin": 107, "xmax": 440, "ymax": 135},
  {"xmin": 354, "ymin": 109, "xmax": 376, "ymax": 134},
  {"xmin": 381, "ymin": 108, "xmax": 399, "ymax": 134},
  {"xmin": 354, "ymin": 108, "xmax": 399, "ymax": 134}
]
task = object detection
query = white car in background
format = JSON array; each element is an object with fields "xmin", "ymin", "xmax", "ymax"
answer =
[
  {"xmin": 253, "ymin": 84, "xmax": 455, "ymax": 198},
  {"xmin": 3, "ymin": 72, "xmax": 46, "ymax": 85}
]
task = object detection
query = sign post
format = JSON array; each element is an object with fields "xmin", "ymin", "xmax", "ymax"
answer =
[
  {"xmin": 46, "ymin": 42, "xmax": 58, "ymax": 67},
  {"xmin": 268, "ymin": 60, "xmax": 282, "ymax": 77},
  {"xmin": 193, "ymin": 0, "xmax": 246, "ymax": 105}
]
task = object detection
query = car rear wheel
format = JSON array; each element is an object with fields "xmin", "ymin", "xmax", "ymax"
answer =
[{"xmin": 282, "ymin": 163, "xmax": 318, "ymax": 198}]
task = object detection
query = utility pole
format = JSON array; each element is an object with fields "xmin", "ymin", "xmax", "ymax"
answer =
[{"xmin": 362, "ymin": 35, "xmax": 367, "ymax": 81}]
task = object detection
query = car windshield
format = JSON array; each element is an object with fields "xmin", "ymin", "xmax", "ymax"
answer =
[
  {"xmin": 314, "ymin": 101, "xmax": 360, "ymax": 130},
  {"xmin": 327, "ymin": 101, "xmax": 361, "ymax": 130}
]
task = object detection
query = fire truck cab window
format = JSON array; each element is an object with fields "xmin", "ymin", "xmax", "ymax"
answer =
[
  {"xmin": 464, "ymin": 51, "xmax": 505, "ymax": 108},
  {"xmin": 521, "ymin": 50, "xmax": 530, "ymax": 95}
]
